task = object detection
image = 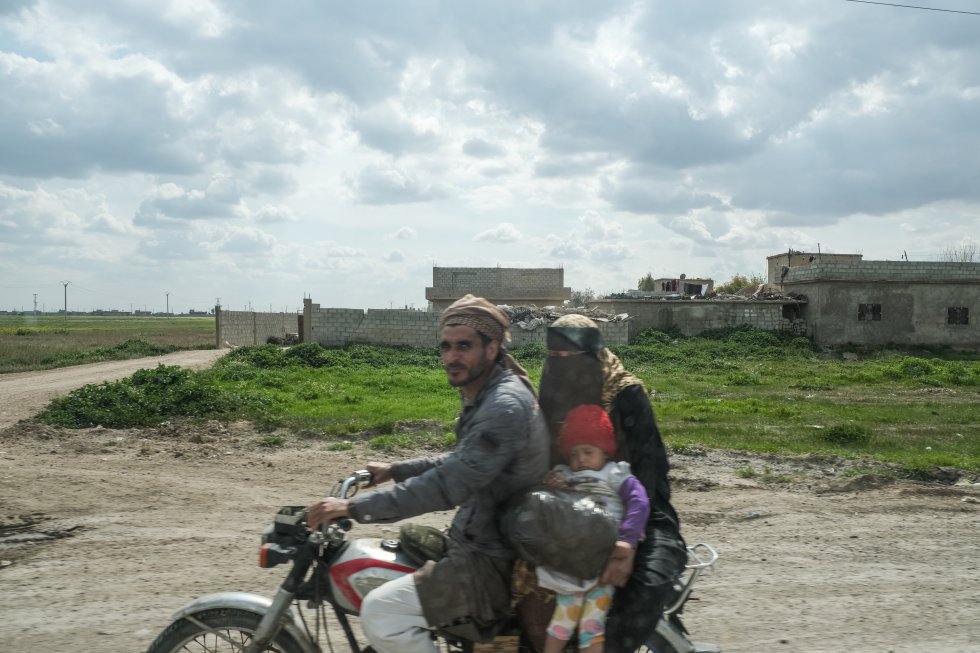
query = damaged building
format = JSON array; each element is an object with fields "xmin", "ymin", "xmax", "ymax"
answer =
[{"xmin": 779, "ymin": 258, "xmax": 980, "ymax": 348}]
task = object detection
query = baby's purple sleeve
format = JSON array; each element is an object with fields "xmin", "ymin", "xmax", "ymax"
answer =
[{"xmin": 618, "ymin": 475, "xmax": 651, "ymax": 547}]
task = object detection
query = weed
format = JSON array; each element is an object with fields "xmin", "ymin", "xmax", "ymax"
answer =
[
  {"xmin": 326, "ymin": 441, "xmax": 354, "ymax": 451},
  {"xmin": 368, "ymin": 434, "xmax": 417, "ymax": 450},
  {"xmin": 821, "ymin": 424, "xmax": 872, "ymax": 446},
  {"xmin": 295, "ymin": 383, "xmax": 321, "ymax": 401},
  {"xmin": 258, "ymin": 434, "xmax": 286, "ymax": 447},
  {"xmin": 671, "ymin": 443, "xmax": 706, "ymax": 456},
  {"xmin": 735, "ymin": 466, "xmax": 756, "ymax": 478},
  {"xmin": 726, "ymin": 371, "xmax": 761, "ymax": 386}
]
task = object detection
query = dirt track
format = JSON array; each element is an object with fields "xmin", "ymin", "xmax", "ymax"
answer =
[
  {"xmin": 0, "ymin": 349, "xmax": 226, "ymax": 430},
  {"xmin": 0, "ymin": 354, "xmax": 978, "ymax": 653}
]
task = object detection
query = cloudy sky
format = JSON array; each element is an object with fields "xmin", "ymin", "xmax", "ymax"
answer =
[{"xmin": 1, "ymin": 0, "xmax": 978, "ymax": 313}]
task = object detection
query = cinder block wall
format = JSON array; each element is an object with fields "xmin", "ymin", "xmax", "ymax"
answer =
[
  {"xmin": 217, "ymin": 309, "xmax": 300, "ymax": 347},
  {"xmin": 784, "ymin": 261, "xmax": 980, "ymax": 283},
  {"xmin": 351, "ymin": 310, "xmax": 443, "ymax": 346},
  {"xmin": 298, "ymin": 298, "xmax": 631, "ymax": 348},
  {"xmin": 305, "ymin": 302, "xmax": 367, "ymax": 347},
  {"xmin": 590, "ymin": 299, "xmax": 806, "ymax": 339},
  {"xmin": 220, "ymin": 300, "xmax": 803, "ymax": 349}
]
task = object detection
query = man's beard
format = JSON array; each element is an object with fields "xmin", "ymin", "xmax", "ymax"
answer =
[{"xmin": 446, "ymin": 357, "xmax": 491, "ymax": 388}]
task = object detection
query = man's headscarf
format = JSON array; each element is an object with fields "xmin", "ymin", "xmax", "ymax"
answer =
[
  {"xmin": 440, "ymin": 294, "xmax": 534, "ymax": 395},
  {"xmin": 439, "ymin": 294, "xmax": 511, "ymax": 344}
]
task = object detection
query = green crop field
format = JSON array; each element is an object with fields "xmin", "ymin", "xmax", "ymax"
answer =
[{"xmin": 0, "ymin": 315, "xmax": 215, "ymax": 373}]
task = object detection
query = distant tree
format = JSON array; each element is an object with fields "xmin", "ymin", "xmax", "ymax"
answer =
[
  {"xmin": 715, "ymin": 272, "xmax": 766, "ymax": 294},
  {"xmin": 941, "ymin": 240, "xmax": 978, "ymax": 262},
  {"xmin": 637, "ymin": 273, "xmax": 657, "ymax": 291},
  {"xmin": 568, "ymin": 288, "xmax": 596, "ymax": 306}
]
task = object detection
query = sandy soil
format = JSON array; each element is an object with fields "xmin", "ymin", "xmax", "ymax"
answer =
[{"xmin": 0, "ymin": 353, "xmax": 978, "ymax": 653}]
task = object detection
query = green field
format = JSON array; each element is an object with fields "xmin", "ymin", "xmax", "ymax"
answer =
[
  {"xmin": 0, "ymin": 315, "xmax": 215, "ymax": 373},
  {"xmin": 27, "ymin": 330, "xmax": 980, "ymax": 476}
]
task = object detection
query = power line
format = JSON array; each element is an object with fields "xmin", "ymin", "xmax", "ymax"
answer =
[{"xmin": 845, "ymin": 0, "xmax": 980, "ymax": 16}]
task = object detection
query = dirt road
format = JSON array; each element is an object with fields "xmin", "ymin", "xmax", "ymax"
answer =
[
  {"xmin": 0, "ymin": 356, "xmax": 978, "ymax": 652},
  {"xmin": 0, "ymin": 349, "xmax": 227, "ymax": 430}
]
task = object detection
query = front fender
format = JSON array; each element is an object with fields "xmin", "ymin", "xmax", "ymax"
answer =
[{"xmin": 169, "ymin": 591, "xmax": 316, "ymax": 653}]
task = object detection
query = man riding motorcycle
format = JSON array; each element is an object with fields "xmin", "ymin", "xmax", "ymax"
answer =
[{"xmin": 307, "ymin": 294, "xmax": 549, "ymax": 653}]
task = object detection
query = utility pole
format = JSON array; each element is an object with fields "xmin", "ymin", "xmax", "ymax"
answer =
[
  {"xmin": 165, "ymin": 291, "xmax": 170, "ymax": 315},
  {"xmin": 33, "ymin": 293, "xmax": 38, "ymax": 314},
  {"xmin": 60, "ymin": 280, "xmax": 70, "ymax": 319}
]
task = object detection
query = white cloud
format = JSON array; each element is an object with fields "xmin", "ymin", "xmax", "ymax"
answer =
[
  {"xmin": 389, "ymin": 227, "xmax": 417, "ymax": 240},
  {"xmin": 474, "ymin": 222, "xmax": 522, "ymax": 243},
  {"xmin": 1, "ymin": 2, "xmax": 979, "ymax": 311},
  {"xmin": 254, "ymin": 204, "xmax": 296, "ymax": 224}
]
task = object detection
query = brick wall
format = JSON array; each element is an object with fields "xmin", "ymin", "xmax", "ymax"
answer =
[
  {"xmin": 216, "ymin": 309, "xmax": 300, "ymax": 347},
  {"xmin": 784, "ymin": 261, "xmax": 980, "ymax": 283},
  {"xmin": 297, "ymin": 298, "xmax": 630, "ymax": 349},
  {"xmin": 590, "ymin": 299, "xmax": 807, "ymax": 340},
  {"xmin": 426, "ymin": 267, "xmax": 571, "ymax": 310}
]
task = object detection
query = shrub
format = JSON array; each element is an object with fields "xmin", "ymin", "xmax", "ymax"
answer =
[
  {"xmin": 898, "ymin": 357, "xmax": 933, "ymax": 378},
  {"xmin": 283, "ymin": 343, "xmax": 334, "ymax": 368},
  {"xmin": 633, "ymin": 327, "xmax": 684, "ymax": 345},
  {"xmin": 38, "ymin": 364, "xmax": 236, "ymax": 428},
  {"xmin": 511, "ymin": 343, "xmax": 546, "ymax": 361},
  {"xmin": 221, "ymin": 344, "xmax": 289, "ymax": 369}
]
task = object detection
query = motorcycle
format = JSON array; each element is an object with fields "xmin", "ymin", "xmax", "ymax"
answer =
[{"xmin": 145, "ymin": 470, "xmax": 720, "ymax": 653}]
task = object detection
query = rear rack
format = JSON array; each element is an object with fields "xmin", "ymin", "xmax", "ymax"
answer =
[{"xmin": 663, "ymin": 542, "xmax": 718, "ymax": 617}]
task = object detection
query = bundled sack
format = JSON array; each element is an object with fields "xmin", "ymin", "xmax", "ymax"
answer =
[{"xmin": 502, "ymin": 486, "xmax": 617, "ymax": 581}]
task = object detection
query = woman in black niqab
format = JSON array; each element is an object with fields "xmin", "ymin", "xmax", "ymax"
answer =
[{"xmin": 528, "ymin": 314, "xmax": 687, "ymax": 653}]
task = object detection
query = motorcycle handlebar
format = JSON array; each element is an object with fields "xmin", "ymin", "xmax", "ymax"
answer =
[{"xmin": 338, "ymin": 469, "xmax": 373, "ymax": 499}]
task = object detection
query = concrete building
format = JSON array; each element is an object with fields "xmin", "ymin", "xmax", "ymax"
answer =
[
  {"xmin": 767, "ymin": 250, "xmax": 863, "ymax": 288},
  {"xmin": 782, "ymin": 259, "xmax": 980, "ymax": 348},
  {"xmin": 424, "ymin": 266, "xmax": 571, "ymax": 311}
]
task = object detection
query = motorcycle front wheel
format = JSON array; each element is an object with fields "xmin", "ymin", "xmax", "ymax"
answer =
[{"xmin": 145, "ymin": 607, "xmax": 306, "ymax": 653}]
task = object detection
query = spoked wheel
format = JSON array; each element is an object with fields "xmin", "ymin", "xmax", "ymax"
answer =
[{"xmin": 145, "ymin": 607, "xmax": 306, "ymax": 653}]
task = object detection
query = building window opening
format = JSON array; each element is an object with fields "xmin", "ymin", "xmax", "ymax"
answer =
[
  {"xmin": 858, "ymin": 303, "xmax": 882, "ymax": 321},
  {"xmin": 947, "ymin": 307, "xmax": 969, "ymax": 326},
  {"xmin": 782, "ymin": 304, "xmax": 801, "ymax": 320}
]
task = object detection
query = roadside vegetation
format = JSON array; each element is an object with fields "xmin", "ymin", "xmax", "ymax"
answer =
[
  {"xmin": 0, "ymin": 315, "xmax": 214, "ymax": 373},
  {"xmin": 29, "ymin": 326, "xmax": 980, "ymax": 476}
]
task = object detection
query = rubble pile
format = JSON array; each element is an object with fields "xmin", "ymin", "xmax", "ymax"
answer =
[
  {"xmin": 713, "ymin": 287, "xmax": 807, "ymax": 301},
  {"xmin": 498, "ymin": 304, "xmax": 630, "ymax": 331}
]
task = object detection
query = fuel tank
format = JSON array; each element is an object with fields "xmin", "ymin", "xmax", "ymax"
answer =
[{"xmin": 328, "ymin": 538, "xmax": 419, "ymax": 613}]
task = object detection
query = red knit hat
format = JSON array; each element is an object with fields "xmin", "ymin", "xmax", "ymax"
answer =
[{"xmin": 559, "ymin": 404, "xmax": 616, "ymax": 459}]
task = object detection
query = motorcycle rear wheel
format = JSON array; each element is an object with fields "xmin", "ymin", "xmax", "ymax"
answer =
[
  {"xmin": 145, "ymin": 607, "xmax": 306, "ymax": 653},
  {"xmin": 636, "ymin": 633, "xmax": 680, "ymax": 653}
]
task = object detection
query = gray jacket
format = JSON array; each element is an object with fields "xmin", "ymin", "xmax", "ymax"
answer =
[{"xmin": 348, "ymin": 365, "xmax": 549, "ymax": 558}]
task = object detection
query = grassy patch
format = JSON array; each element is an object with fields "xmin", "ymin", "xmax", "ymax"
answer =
[
  {"xmin": 0, "ymin": 315, "xmax": 214, "ymax": 373},
  {"xmin": 22, "ymin": 330, "xmax": 980, "ymax": 475}
]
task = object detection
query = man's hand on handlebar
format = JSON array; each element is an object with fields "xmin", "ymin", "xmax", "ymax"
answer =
[
  {"xmin": 307, "ymin": 497, "xmax": 350, "ymax": 530},
  {"xmin": 365, "ymin": 462, "xmax": 393, "ymax": 487}
]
